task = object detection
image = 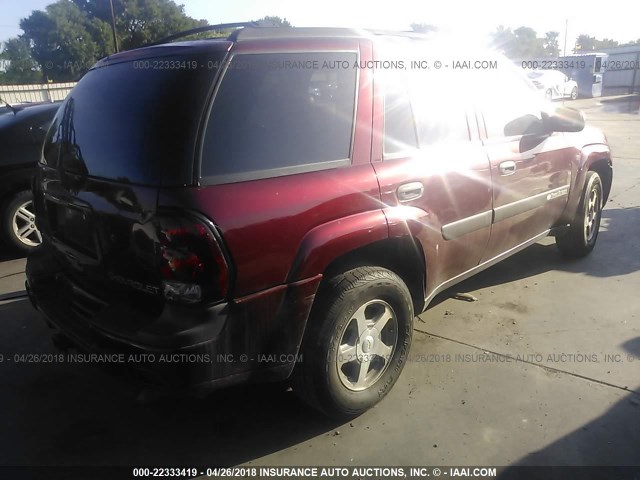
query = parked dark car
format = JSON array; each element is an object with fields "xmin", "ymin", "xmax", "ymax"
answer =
[
  {"xmin": 0, "ymin": 101, "xmax": 61, "ymax": 252},
  {"xmin": 26, "ymin": 27, "xmax": 612, "ymax": 417}
]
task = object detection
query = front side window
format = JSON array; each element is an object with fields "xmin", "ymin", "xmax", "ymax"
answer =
[
  {"xmin": 477, "ymin": 64, "xmax": 545, "ymax": 138},
  {"xmin": 201, "ymin": 52, "xmax": 358, "ymax": 182}
]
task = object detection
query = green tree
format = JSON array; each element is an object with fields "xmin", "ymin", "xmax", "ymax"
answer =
[
  {"xmin": 0, "ymin": 37, "xmax": 42, "ymax": 84},
  {"xmin": 72, "ymin": 0, "xmax": 208, "ymax": 51},
  {"xmin": 16, "ymin": 0, "xmax": 208, "ymax": 82},
  {"xmin": 20, "ymin": 1, "xmax": 113, "ymax": 81},
  {"xmin": 512, "ymin": 26, "xmax": 546, "ymax": 57},
  {"xmin": 574, "ymin": 34, "xmax": 619, "ymax": 52},
  {"xmin": 254, "ymin": 16, "xmax": 292, "ymax": 27},
  {"xmin": 543, "ymin": 31, "xmax": 560, "ymax": 57},
  {"xmin": 492, "ymin": 25, "xmax": 516, "ymax": 54},
  {"xmin": 492, "ymin": 25, "xmax": 555, "ymax": 59}
]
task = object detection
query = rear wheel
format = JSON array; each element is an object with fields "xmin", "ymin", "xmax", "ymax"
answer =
[
  {"xmin": 3, "ymin": 191, "xmax": 42, "ymax": 252},
  {"xmin": 294, "ymin": 267, "xmax": 413, "ymax": 418},
  {"xmin": 556, "ymin": 171, "xmax": 603, "ymax": 257}
]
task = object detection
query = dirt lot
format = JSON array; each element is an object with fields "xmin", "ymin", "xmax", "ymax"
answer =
[{"xmin": 0, "ymin": 95, "xmax": 638, "ymax": 469}]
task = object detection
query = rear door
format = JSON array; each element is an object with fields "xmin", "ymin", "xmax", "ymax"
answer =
[{"xmin": 372, "ymin": 56, "xmax": 493, "ymax": 294}]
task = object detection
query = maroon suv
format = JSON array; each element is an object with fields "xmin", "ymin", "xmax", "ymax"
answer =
[{"xmin": 26, "ymin": 27, "xmax": 612, "ymax": 417}]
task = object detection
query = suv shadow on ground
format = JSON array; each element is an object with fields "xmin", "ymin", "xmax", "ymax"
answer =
[
  {"xmin": 0, "ymin": 298, "xmax": 341, "ymax": 465},
  {"xmin": 597, "ymin": 94, "xmax": 640, "ymax": 115},
  {"xmin": 498, "ymin": 337, "xmax": 640, "ymax": 478}
]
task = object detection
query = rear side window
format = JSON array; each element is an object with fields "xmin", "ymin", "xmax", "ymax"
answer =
[{"xmin": 201, "ymin": 52, "xmax": 358, "ymax": 183}]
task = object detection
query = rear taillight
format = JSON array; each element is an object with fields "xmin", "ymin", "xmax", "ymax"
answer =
[{"xmin": 156, "ymin": 213, "xmax": 230, "ymax": 305}]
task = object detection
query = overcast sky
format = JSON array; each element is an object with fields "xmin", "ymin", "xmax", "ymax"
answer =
[{"xmin": 1, "ymin": 0, "xmax": 637, "ymax": 52}]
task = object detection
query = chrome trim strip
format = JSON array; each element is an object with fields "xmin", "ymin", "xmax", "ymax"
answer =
[
  {"xmin": 493, "ymin": 185, "xmax": 569, "ymax": 223},
  {"xmin": 441, "ymin": 210, "xmax": 492, "ymax": 240},
  {"xmin": 423, "ymin": 229, "xmax": 551, "ymax": 310}
]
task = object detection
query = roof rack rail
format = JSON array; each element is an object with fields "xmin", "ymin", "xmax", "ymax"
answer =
[
  {"xmin": 144, "ymin": 22, "xmax": 260, "ymax": 47},
  {"xmin": 366, "ymin": 29, "xmax": 432, "ymax": 38},
  {"xmin": 229, "ymin": 27, "xmax": 362, "ymax": 42}
]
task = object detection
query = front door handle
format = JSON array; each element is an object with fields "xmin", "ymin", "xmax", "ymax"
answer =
[
  {"xmin": 397, "ymin": 182, "xmax": 424, "ymax": 202},
  {"xmin": 499, "ymin": 161, "xmax": 517, "ymax": 176}
]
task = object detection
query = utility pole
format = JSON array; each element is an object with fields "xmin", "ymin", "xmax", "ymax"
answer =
[
  {"xmin": 109, "ymin": 0, "xmax": 119, "ymax": 53},
  {"xmin": 563, "ymin": 19, "xmax": 568, "ymax": 56}
]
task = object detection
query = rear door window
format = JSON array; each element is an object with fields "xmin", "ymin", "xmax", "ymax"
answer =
[
  {"xmin": 382, "ymin": 70, "xmax": 418, "ymax": 157},
  {"xmin": 201, "ymin": 52, "xmax": 358, "ymax": 183},
  {"xmin": 408, "ymin": 69, "xmax": 471, "ymax": 146}
]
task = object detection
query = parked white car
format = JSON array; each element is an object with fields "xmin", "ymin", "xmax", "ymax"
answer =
[{"xmin": 527, "ymin": 70, "xmax": 579, "ymax": 100}]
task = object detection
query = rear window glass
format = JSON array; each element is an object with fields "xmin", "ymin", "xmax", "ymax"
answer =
[
  {"xmin": 384, "ymin": 88, "xmax": 418, "ymax": 155},
  {"xmin": 43, "ymin": 54, "xmax": 222, "ymax": 186},
  {"xmin": 408, "ymin": 70, "xmax": 470, "ymax": 146},
  {"xmin": 201, "ymin": 52, "xmax": 358, "ymax": 183}
]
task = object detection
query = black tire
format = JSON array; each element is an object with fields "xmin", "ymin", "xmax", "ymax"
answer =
[
  {"xmin": 293, "ymin": 266, "xmax": 414, "ymax": 418},
  {"xmin": 570, "ymin": 87, "xmax": 578, "ymax": 100},
  {"xmin": 556, "ymin": 171, "xmax": 603, "ymax": 258},
  {"xmin": 2, "ymin": 190, "xmax": 41, "ymax": 252}
]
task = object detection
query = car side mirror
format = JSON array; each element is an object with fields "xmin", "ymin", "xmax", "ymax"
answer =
[
  {"xmin": 504, "ymin": 114, "xmax": 546, "ymax": 137},
  {"xmin": 542, "ymin": 106, "xmax": 585, "ymax": 133}
]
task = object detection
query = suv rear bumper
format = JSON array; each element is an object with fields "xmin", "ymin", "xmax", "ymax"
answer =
[{"xmin": 25, "ymin": 245, "xmax": 321, "ymax": 394}]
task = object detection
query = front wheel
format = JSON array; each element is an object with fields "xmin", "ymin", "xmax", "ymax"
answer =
[
  {"xmin": 293, "ymin": 267, "xmax": 414, "ymax": 418},
  {"xmin": 556, "ymin": 171, "xmax": 603, "ymax": 257}
]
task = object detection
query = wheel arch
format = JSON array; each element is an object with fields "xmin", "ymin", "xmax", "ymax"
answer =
[
  {"xmin": 1, "ymin": 180, "xmax": 32, "ymax": 210},
  {"xmin": 0, "ymin": 165, "xmax": 36, "ymax": 212},
  {"xmin": 560, "ymin": 146, "xmax": 612, "ymax": 225},
  {"xmin": 588, "ymin": 156, "xmax": 613, "ymax": 204},
  {"xmin": 318, "ymin": 236, "xmax": 427, "ymax": 315}
]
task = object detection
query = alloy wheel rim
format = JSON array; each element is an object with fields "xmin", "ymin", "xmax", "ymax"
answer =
[
  {"xmin": 336, "ymin": 299, "xmax": 398, "ymax": 391},
  {"xmin": 584, "ymin": 186, "xmax": 600, "ymax": 243},
  {"xmin": 12, "ymin": 200, "xmax": 41, "ymax": 247}
]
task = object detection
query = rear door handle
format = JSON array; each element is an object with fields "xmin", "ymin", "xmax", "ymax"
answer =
[
  {"xmin": 499, "ymin": 161, "xmax": 517, "ymax": 176},
  {"xmin": 397, "ymin": 182, "xmax": 424, "ymax": 202}
]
